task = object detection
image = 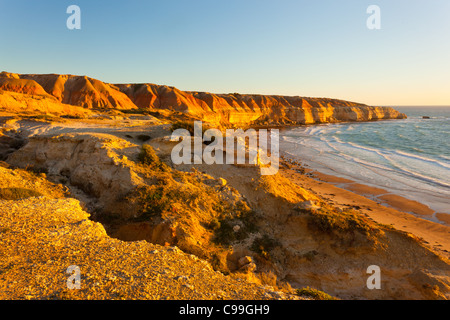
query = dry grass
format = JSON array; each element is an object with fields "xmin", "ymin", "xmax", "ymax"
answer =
[
  {"xmin": 296, "ymin": 287, "xmax": 338, "ymax": 300},
  {"xmin": 0, "ymin": 166, "xmax": 67, "ymax": 199},
  {"xmin": 0, "ymin": 188, "xmax": 43, "ymax": 200},
  {"xmin": 302, "ymin": 206, "xmax": 385, "ymax": 248}
]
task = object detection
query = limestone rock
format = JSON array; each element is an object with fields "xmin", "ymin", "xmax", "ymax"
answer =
[
  {"xmin": 238, "ymin": 256, "xmax": 253, "ymax": 268},
  {"xmin": 296, "ymin": 200, "xmax": 321, "ymax": 211}
]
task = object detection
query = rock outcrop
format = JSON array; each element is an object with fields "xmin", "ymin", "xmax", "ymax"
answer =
[
  {"xmin": 0, "ymin": 71, "xmax": 407, "ymax": 125},
  {"xmin": 116, "ymin": 84, "xmax": 407, "ymax": 125},
  {"xmin": 6, "ymin": 133, "xmax": 143, "ymax": 211}
]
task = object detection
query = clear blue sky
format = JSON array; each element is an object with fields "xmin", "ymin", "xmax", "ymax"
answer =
[{"xmin": 0, "ymin": 0, "xmax": 449, "ymax": 106}]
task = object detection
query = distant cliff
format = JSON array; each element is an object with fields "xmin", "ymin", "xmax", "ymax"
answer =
[{"xmin": 0, "ymin": 72, "xmax": 407, "ymax": 124}]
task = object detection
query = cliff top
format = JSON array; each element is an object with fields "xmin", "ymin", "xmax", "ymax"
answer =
[{"xmin": 0, "ymin": 165, "xmax": 297, "ymax": 300}]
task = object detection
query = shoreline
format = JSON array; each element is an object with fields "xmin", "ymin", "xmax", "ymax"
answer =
[
  {"xmin": 3, "ymin": 115, "xmax": 449, "ymax": 260},
  {"xmin": 244, "ymin": 117, "xmax": 407, "ymax": 131},
  {"xmin": 2, "ymin": 115, "xmax": 449, "ymax": 299},
  {"xmin": 276, "ymin": 120, "xmax": 450, "ymax": 217},
  {"xmin": 310, "ymin": 170, "xmax": 449, "ymax": 224},
  {"xmin": 279, "ymin": 156, "xmax": 450, "ymax": 260}
]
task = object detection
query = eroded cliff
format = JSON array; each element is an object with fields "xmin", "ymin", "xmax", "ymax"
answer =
[{"xmin": 0, "ymin": 72, "xmax": 406, "ymax": 125}]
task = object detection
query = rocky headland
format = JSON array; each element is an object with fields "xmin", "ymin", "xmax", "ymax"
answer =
[{"xmin": 0, "ymin": 71, "xmax": 406, "ymax": 126}]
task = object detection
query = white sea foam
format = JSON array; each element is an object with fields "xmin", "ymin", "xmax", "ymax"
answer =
[{"xmin": 279, "ymin": 110, "xmax": 450, "ymax": 215}]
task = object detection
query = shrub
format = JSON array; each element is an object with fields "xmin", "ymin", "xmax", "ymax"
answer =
[
  {"xmin": 28, "ymin": 114, "xmax": 55, "ymax": 121},
  {"xmin": 134, "ymin": 185, "xmax": 172, "ymax": 219},
  {"xmin": 127, "ymin": 175, "xmax": 208, "ymax": 221},
  {"xmin": 208, "ymin": 218, "xmax": 221, "ymax": 231},
  {"xmin": 210, "ymin": 201, "xmax": 258, "ymax": 247},
  {"xmin": 138, "ymin": 145, "xmax": 170, "ymax": 172},
  {"xmin": 296, "ymin": 287, "xmax": 338, "ymax": 300},
  {"xmin": 305, "ymin": 207, "xmax": 382, "ymax": 245},
  {"xmin": 171, "ymin": 121, "xmax": 196, "ymax": 135},
  {"xmin": 61, "ymin": 115, "xmax": 83, "ymax": 119},
  {"xmin": 250, "ymin": 234, "xmax": 280, "ymax": 260},
  {"xmin": 170, "ymin": 120, "xmax": 210, "ymax": 136},
  {"xmin": 0, "ymin": 188, "xmax": 43, "ymax": 200},
  {"xmin": 138, "ymin": 144, "xmax": 159, "ymax": 165}
]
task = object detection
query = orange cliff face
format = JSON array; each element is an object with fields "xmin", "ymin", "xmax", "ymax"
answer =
[
  {"xmin": 0, "ymin": 71, "xmax": 407, "ymax": 124},
  {"xmin": 18, "ymin": 73, "xmax": 136, "ymax": 109}
]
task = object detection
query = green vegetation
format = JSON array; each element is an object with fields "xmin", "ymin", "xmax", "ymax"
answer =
[
  {"xmin": 24, "ymin": 114, "xmax": 56, "ymax": 122},
  {"xmin": 61, "ymin": 115, "xmax": 84, "ymax": 119},
  {"xmin": 138, "ymin": 144, "xmax": 170, "ymax": 172},
  {"xmin": 125, "ymin": 174, "xmax": 211, "ymax": 222},
  {"xmin": 171, "ymin": 120, "xmax": 196, "ymax": 135},
  {"xmin": 24, "ymin": 165, "xmax": 48, "ymax": 176},
  {"xmin": 130, "ymin": 184, "xmax": 174, "ymax": 219},
  {"xmin": 126, "ymin": 168, "xmax": 225, "ymax": 224},
  {"xmin": 170, "ymin": 120, "xmax": 210, "ymax": 136},
  {"xmin": 308, "ymin": 208, "xmax": 375, "ymax": 234},
  {"xmin": 304, "ymin": 206, "xmax": 383, "ymax": 246},
  {"xmin": 119, "ymin": 108, "xmax": 149, "ymax": 115},
  {"xmin": 296, "ymin": 287, "xmax": 338, "ymax": 300},
  {"xmin": 0, "ymin": 188, "xmax": 43, "ymax": 200},
  {"xmin": 250, "ymin": 234, "xmax": 280, "ymax": 260},
  {"xmin": 209, "ymin": 201, "xmax": 258, "ymax": 247}
]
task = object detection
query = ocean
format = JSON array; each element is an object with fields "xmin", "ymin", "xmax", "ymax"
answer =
[{"xmin": 279, "ymin": 106, "xmax": 450, "ymax": 215}]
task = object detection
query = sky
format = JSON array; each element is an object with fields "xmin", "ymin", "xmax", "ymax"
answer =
[{"xmin": 0, "ymin": 0, "xmax": 449, "ymax": 106}]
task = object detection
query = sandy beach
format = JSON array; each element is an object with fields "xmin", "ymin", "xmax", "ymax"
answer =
[{"xmin": 280, "ymin": 158, "xmax": 450, "ymax": 260}]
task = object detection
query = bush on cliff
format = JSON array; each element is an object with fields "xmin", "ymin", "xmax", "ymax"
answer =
[
  {"xmin": 304, "ymin": 206, "xmax": 384, "ymax": 248},
  {"xmin": 208, "ymin": 201, "xmax": 258, "ymax": 247},
  {"xmin": 296, "ymin": 287, "xmax": 338, "ymax": 300},
  {"xmin": 138, "ymin": 144, "xmax": 170, "ymax": 172},
  {"xmin": 0, "ymin": 187, "xmax": 43, "ymax": 200}
]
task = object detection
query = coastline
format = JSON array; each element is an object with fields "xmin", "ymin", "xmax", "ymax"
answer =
[
  {"xmin": 2, "ymin": 115, "xmax": 450, "ymax": 299},
  {"xmin": 244, "ymin": 117, "xmax": 407, "ymax": 131},
  {"xmin": 279, "ymin": 156, "xmax": 450, "ymax": 260}
]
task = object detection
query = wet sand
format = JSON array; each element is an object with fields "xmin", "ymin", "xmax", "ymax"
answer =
[{"xmin": 280, "ymin": 159, "xmax": 450, "ymax": 260}]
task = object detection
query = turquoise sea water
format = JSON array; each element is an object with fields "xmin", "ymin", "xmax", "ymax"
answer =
[{"xmin": 279, "ymin": 106, "xmax": 450, "ymax": 217}]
